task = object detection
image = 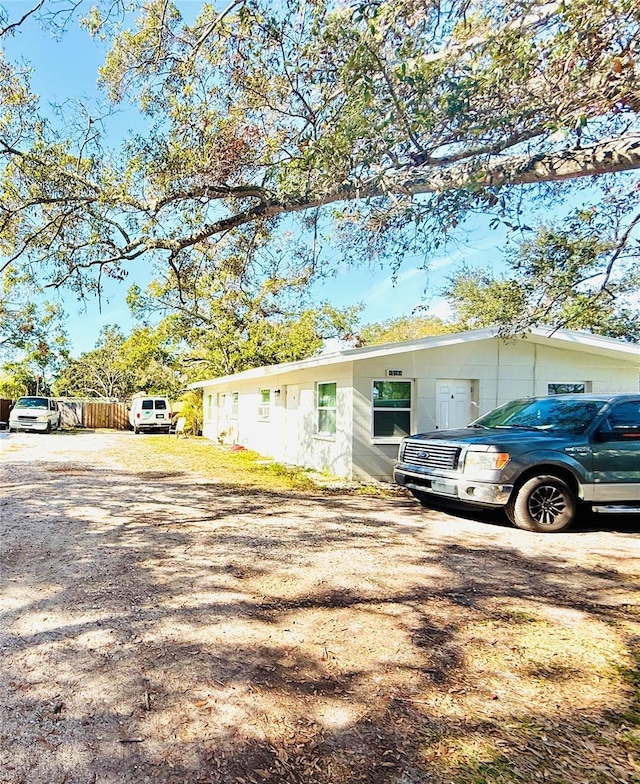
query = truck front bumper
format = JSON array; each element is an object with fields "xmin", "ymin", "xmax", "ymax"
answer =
[
  {"xmin": 10, "ymin": 419, "xmax": 50, "ymax": 432},
  {"xmin": 394, "ymin": 468, "xmax": 513, "ymax": 507}
]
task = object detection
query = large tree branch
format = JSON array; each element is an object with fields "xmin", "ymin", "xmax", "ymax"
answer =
[
  {"xmin": 151, "ymin": 183, "xmax": 273, "ymax": 212},
  {"xmin": 6, "ymin": 135, "xmax": 639, "ymax": 278},
  {"xmin": 416, "ymin": 0, "xmax": 565, "ymax": 68},
  {"xmin": 146, "ymin": 134, "xmax": 640, "ymax": 246}
]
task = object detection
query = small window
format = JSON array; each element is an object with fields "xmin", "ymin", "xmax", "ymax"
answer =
[
  {"xmin": 548, "ymin": 383, "xmax": 589, "ymax": 395},
  {"xmin": 141, "ymin": 399, "xmax": 154, "ymax": 410},
  {"xmin": 372, "ymin": 380, "xmax": 412, "ymax": 438},
  {"xmin": 155, "ymin": 399, "xmax": 167, "ymax": 410},
  {"xmin": 258, "ymin": 389, "xmax": 271, "ymax": 421},
  {"xmin": 317, "ymin": 382, "xmax": 337, "ymax": 436},
  {"xmin": 231, "ymin": 392, "xmax": 239, "ymax": 418}
]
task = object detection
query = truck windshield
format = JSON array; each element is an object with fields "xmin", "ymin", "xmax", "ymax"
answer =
[
  {"xmin": 15, "ymin": 397, "xmax": 49, "ymax": 409},
  {"xmin": 470, "ymin": 398, "xmax": 606, "ymax": 435}
]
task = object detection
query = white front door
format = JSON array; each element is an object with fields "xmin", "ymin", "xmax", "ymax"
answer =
[
  {"xmin": 436, "ymin": 380, "xmax": 472, "ymax": 430},
  {"xmin": 284, "ymin": 385, "xmax": 300, "ymax": 462}
]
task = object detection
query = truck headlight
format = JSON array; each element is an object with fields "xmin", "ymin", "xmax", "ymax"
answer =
[{"xmin": 464, "ymin": 451, "xmax": 510, "ymax": 473}]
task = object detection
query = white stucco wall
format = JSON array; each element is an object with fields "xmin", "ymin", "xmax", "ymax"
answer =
[
  {"xmin": 200, "ymin": 364, "xmax": 355, "ymax": 480},
  {"xmin": 196, "ymin": 333, "xmax": 640, "ymax": 483},
  {"xmin": 349, "ymin": 337, "xmax": 639, "ymax": 480}
]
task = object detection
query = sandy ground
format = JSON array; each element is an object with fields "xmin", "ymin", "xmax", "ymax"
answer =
[{"xmin": 1, "ymin": 430, "xmax": 639, "ymax": 784}]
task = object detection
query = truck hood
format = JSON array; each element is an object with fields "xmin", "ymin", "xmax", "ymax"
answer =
[{"xmin": 406, "ymin": 427, "xmax": 579, "ymax": 451}]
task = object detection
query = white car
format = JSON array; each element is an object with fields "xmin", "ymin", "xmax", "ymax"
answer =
[{"xmin": 9, "ymin": 396, "xmax": 61, "ymax": 433}]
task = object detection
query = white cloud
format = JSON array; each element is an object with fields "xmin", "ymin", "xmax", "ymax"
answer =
[
  {"xmin": 428, "ymin": 253, "xmax": 459, "ymax": 271},
  {"xmin": 427, "ymin": 298, "xmax": 454, "ymax": 321},
  {"xmin": 365, "ymin": 266, "xmax": 424, "ymax": 304}
]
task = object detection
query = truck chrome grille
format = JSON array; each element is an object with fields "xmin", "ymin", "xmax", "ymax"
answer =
[{"xmin": 402, "ymin": 441, "xmax": 461, "ymax": 470}]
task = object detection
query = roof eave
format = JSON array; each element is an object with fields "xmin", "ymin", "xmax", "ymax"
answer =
[{"xmin": 187, "ymin": 327, "xmax": 640, "ymax": 389}]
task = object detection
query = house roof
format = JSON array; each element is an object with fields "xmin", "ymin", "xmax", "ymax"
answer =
[{"xmin": 187, "ymin": 326, "xmax": 640, "ymax": 389}]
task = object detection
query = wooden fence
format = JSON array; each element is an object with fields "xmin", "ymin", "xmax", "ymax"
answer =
[
  {"xmin": 1, "ymin": 398, "xmax": 130, "ymax": 430},
  {"xmin": 59, "ymin": 400, "xmax": 130, "ymax": 430},
  {"xmin": 0, "ymin": 398, "xmax": 11, "ymax": 427}
]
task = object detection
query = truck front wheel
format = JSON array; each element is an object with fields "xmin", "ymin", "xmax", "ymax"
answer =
[{"xmin": 506, "ymin": 474, "xmax": 576, "ymax": 533}]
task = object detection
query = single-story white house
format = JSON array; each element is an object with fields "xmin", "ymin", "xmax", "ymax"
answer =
[{"xmin": 188, "ymin": 327, "xmax": 640, "ymax": 482}]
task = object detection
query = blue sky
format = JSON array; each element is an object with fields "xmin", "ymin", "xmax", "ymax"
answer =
[{"xmin": 2, "ymin": 1, "xmax": 509, "ymax": 356}]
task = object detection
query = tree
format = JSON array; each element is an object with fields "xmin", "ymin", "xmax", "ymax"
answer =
[
  {"xmin": 358, "ymin": 314, "xmax": 454, "ymax": 346},
  {"xmin": 0, "ymin": 360, "xmax": 48, "ymax": 397},
  {"xmin": 0, "ymin": 0, "xmax": 637, "ymax": 307},
  {"xmin": 442, "ymin": 202, "xmax": 640, "ymax": 340},
  {"xmin": 54, "ymin": 323, "xmax": 183, "ymax": 399},
  {"xmin": 127, "ymin": 232, "xmax": 363, "ymax": 378},
  {"xmin": 54, "ymin": 325, "xmax": 133, "ymax": 399},
  {"xmin": 0, "ymin": 272, "xmax": 69, "ymax": 394}
]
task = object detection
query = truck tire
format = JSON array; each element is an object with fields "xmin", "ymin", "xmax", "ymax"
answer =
[{"xmin": 506, "ymin": 474, "xmax": 576, "ymax": 533}]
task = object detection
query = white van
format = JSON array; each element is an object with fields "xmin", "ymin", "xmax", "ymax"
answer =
[
  {"xmin": 9, "ymin": 396, "xmax": 61, "ymax": 433},
  {"xmin": 129, "ymin": 393, "xmax": 172, "ymax": 434}
]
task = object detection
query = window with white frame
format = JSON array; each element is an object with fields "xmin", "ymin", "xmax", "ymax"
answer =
[
  {"xmin": 317, "ymin": 382, "xmax": 337, "ymax": 436},
  {"xmin": 372, "ymin": 380, "xmax": 412, "ymax": 438},
  {"xmin": 258, "ymin": 388, "xmax": 271, "ymax": 421},
  {"xmin": 206, "ymin": 394, "xmax": 213, "ymax": 422},
  {"xmin": 231, "ymin": 391, "xmax": 239, "ymax": 417},
  {"xmin": 547, "ymin": 382, "xmax": 591, "ymax": 395}
]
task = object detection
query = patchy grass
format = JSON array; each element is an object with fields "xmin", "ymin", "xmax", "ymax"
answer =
[
  {"xmin": 109, "ymin": 434, "xmax": 397, "ymax": 495},
  {"xmin": 109, "ymin": 435, "xmax": 320, "ymax": 491},
  {"xmin": 617, "ymin": 647, "xmax": 640, "ymax": 727}
]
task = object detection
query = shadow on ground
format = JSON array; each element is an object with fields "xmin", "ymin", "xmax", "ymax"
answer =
[{"xmin": 1, "ymin": 454, "xmax": 639, "ymax": 784}]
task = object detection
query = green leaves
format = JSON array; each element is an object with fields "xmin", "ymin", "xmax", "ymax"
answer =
[
  {"xmin": 54, "ymin": 323, "xmax": 183, "ymax": 399},
  {"xmin": 442, "ymin": 198, "xmax": 640, "ymax": 340},
  {"xmin": 128, "ymin": 250, "xmax": 363, "ymax": 379},
  {"xmin": 0, "ymin": 0, "xmax": 638, "ymax": 343},
  {"xmin": 0, "ymin": 280, "xmax": 69, "ymax": 396},
  {"xmin": 358, "ymin": 314, "xmax": 454, "ymax": 346}
]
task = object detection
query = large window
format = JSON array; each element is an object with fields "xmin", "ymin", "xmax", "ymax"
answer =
[
  {"xmin": 372, "ymin": 380, "xmax": 412, "ymax": 438},
  {"xmin": 317, "ymin": 382, "xmax": 337, "ymax": 436},
  {"xmin": 258, "ymin": 389, "xmax": 271, "ymax": 421}
]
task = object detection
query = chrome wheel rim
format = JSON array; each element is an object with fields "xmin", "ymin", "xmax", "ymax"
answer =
[{"xmin": 527, "ymin": 484, "xmax": 566, "ymax": 525}]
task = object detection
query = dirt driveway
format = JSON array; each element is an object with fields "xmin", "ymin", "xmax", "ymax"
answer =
[{"xmin": 1, "ymin": 431, "xmax": 639, "ymax": 784}]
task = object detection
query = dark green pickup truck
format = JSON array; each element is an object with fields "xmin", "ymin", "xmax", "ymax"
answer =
[{"xmin": 394, "ymin": 393, "xmax": 640, "ymax": 532}]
